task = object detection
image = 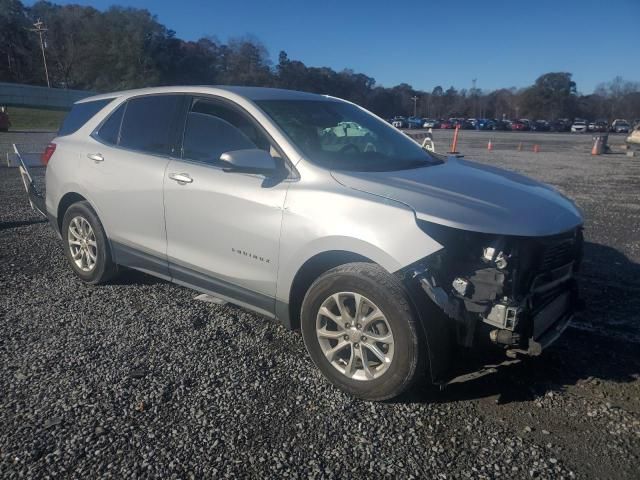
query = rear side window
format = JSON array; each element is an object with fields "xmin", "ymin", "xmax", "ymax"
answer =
[
  {"xmin": 58, "ymin": 99, "xmax": 112, "ymax": 136},
  {"xmin": 95, "ymin": 103, "xmax": 126, "ymax": 145},
  {"xmin": 119, "ymin": 95, "xmax": 180, "ymax": 155}
]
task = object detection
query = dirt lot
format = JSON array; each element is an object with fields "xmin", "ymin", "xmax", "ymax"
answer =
[{"xmin": 1, "ymin": 130, "xmax": 639, "ymax": 479}]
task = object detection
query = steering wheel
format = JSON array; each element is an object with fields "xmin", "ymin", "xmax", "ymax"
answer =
[{"xmin": 339, "ymin": 144, "xmax": 360, "ymax": 154}]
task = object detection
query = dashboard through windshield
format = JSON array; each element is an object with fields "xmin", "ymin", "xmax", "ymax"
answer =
[{"xmin": 256, "ymin": 99, "xmax": 440, "ymax": 172}]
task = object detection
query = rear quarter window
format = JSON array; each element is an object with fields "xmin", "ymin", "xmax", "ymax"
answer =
[
  {"xmin": 94, "ymin": 103, "xmax": 126, "ymax": 145},
  {"xmin": 58, "ymin": 99, "xmax": 113, "ymax": 136}
]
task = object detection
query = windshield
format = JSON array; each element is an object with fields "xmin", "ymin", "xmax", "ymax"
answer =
[{"xmin": 256, "ymin": 99, "xmax": 440, "ymax": 172}]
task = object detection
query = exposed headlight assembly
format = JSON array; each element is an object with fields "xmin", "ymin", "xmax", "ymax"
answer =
[
  {"xmin": 484, "ymin": 301, "xmax": 522, "ymax": 330},
  {"xmin": 452, "ymin": 277, "xmax": 469, "ymax": 296},
  {"xmin": 482, "ymin": 246, "xmax": 508, "ymax": 269}
]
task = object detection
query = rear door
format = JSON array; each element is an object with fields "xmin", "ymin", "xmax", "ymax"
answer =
[
  {"xmin": 163, "ymin": 96, "xmax": 290, "ymax": 314},
  {"xmin": 81, "ymin": 94, "xmax": 183, "ymax": 277}
]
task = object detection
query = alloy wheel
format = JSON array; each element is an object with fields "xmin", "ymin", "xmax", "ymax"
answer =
[
  {"xmin": 67, "ymin": 216, "xmax": 98, "ymax": 272},
  {"xmin": 316, "ymin": 292, "xmax": 395, "ymax": 381}
]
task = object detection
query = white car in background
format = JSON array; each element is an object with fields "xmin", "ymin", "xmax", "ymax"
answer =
[{"xmin": 571, "ymin": 121, "xmax": 587, "ymax": 133}]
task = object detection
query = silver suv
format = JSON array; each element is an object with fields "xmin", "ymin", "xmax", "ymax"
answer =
[{"xmin": 29, "ymin": 86, "xmax": 584, "ymax": 400}]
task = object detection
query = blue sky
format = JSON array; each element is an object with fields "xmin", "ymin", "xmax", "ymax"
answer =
[{"xmin": 26, "ymin": 0, "xmax": 640, "ymax": 94}]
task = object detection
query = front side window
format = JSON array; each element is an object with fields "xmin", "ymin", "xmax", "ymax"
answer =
[
  {"xmin": 257, "ymin": 100, "xmax": 441, "ymax": 172},
  {"xmin": 181, "ymin": 98, "xmax": 273, "ymax": 165},
  {"xmin": 119, "ymin": 95, "xmax": 181, "ymax": 155},
  {"xmin": 59, "ymin": 99, "xmax": 113, "ymax": 136}
]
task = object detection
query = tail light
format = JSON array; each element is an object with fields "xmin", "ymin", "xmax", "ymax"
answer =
[{"xmin": 41, "ymin": 143, "xmax": 56, "ymax": 165}]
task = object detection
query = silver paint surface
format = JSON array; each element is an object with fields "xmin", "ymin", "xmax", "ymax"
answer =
[
  {"xmin": 44, "ymin": 85, "xmax": 584, "ymax": 315},
  {"xmin": 332, "ymin": 157, "xmax": 583, "ymax": 237}
]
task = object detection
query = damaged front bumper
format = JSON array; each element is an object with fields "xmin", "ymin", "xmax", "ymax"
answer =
[
  {"xmin": 408, "ymin": 221, "xmax": 583, "ymax": 370},
  {"xmin": 418, "ymin": 274, "xmax": 577, "ymax": 356}
]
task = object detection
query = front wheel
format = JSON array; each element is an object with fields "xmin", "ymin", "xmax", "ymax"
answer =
[{"xmin": 301, "ymin": 262, "xmax": 425, "ymax": 401}]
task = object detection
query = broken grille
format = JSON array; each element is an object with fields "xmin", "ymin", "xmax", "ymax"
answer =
[{"xmin": 539, "ymin": 238, "xmax": 575, "ymax": 271}]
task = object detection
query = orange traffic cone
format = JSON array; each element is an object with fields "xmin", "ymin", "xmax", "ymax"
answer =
[
  {"xmin": 517, "ymin": 142, "xmax": 523, "ymax": 151},
  {"xmin": 449, "ymin": 125, "xmax": 460, "ymax": 154},
  {"xmin": 487, "ymin": 140, "xmax": 493, "ymax": 151},
  {"xmin": 591, "ymin": 137, "xmax": 600, "ymax": 155},
  {"xmin": 533, "ymin": 144, "xmax": 540, "ymax": 153}
]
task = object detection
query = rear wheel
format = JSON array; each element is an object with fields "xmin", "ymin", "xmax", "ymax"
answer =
[
  {"xmin": 62, "ymin": 201, "xmax": 117, "ymax": 284},
  {"xmin": 301, "ymin": 262, "xmax": 425, "ymax": 401}
]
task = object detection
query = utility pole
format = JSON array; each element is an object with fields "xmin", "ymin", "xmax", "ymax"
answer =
[
  {"xmin": 411, "ymin": 95, "xmax": 418, "ymax": 117},
  {"xmin": 30, "ymin": 19, "xmax": 50, "ymax": 88},
  {"xmin": 472, "ymin": 78, "xmax": 478, "ymax": 118}
]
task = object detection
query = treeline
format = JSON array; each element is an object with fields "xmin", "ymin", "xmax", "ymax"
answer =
[{"xmin": 2, "ymin": 0, "xmax": 639, "ymax": 121}]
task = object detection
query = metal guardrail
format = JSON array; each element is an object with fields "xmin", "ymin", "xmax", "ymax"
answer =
[{"xmin": 0, "ymin": 81, "xmax": 94, "ymax": 110}]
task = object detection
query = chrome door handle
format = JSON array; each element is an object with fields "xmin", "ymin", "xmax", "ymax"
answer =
[
  {"xmin": 169, "ymin": 172, "xmax": 193, "ymax": 184},
  {"xmin": 87, "ymin": 153, "xmax": 104, "ymax": 162}
]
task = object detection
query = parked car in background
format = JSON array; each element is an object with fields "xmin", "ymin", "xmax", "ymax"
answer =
[
  {"xmin": 591, "ymin": 121, "xmax": 608, "ymax": 133},
  {"xmin": 492, "ymin": 119, "xmax": 510, "ymax": 131},
  {"xmin": 21, "ymin": 85, "xmax": 585, "ymax": 401},
  {"xmin": 611, "ymin": 119, "xmax": 631, "ymax": 134},
  {"xmin": 519, "ymin": 119, "xmax": 532, "ymax": 130},
  {"xmin": 439, "ymin": 120, "xmax": 453, "ymax": 129},
  {"xmin": 571, "ymin": 120, "xmax": 588, "ymax": 133},
  {"xmin": 391, "ymin": 116, "xmax": 408, "ymax": 129},
  {"xmin": 0, "ymin": 109, "xmax": 10, "ymax": 132},
  {"xmin": 462, "ymin": 119, "xmax": 476, "ymax": 129},
  {"xmin": 510, "ymin": 120, "xmax": 528, "ymax": 131},
  {"xmin": 531, "ymin": 120, "xmax": 550, "ymax": 132},
  {"xmin": 406, "ymin": 116, "xmax": 424, "ymax": 129},
  {"xmin": 476, "ymin": 119, "xmax": 495, "ymax": 130},
  {"xmin": 422, "ymin": 118, "xmax": 440, "ymax": 129},
  {"xmin": 550, "ymin": 119, "xmax": 571, "ymax": 132}
]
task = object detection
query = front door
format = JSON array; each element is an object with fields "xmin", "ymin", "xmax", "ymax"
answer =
[{"xmin": 163, "ymin": 96, "xmax": 290, "ymax": 316}]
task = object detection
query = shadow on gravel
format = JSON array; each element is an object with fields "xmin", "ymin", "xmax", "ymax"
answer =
[
  {"xmin": 109, "ymin": 268, "xmax": 167, "ymax": 286},
  {"xmin": 401, "ymin": 241, "xmax": 640, "ymax": 405},
  {"xmin": 0, "ymin": 219, "xmax": 47, "ymax": 230},
  {"xmin": 433, "ymin": 330, "xmax": 640, "ymax": 405}
]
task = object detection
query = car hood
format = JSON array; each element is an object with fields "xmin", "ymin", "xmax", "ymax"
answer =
[{"xmin": 331, "ymin": 157, "xmax": 583, "ymax": 236}]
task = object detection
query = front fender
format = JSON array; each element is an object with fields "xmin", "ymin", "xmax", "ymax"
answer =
[{"xmin": 275, "ymin": 182, "xmax": 443, "ymax": 302}]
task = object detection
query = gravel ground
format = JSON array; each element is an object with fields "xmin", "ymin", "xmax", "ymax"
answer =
[{"xmin": 1, "ymin": 130, "xmax": 639, "ymax": 479}]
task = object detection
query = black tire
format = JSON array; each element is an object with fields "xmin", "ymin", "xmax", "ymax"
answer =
[
  {"xmin": 301, "ymin": 262, "xmax": 425, "ymax": 401},
  {"xmin": 61, "ymin": 201, "xmax": 117, "ymax": 284}
]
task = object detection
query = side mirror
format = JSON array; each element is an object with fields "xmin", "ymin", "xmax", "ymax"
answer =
[{"xmin": 220, "ymin": 149, "xmax": 279, "ymax": 175}]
